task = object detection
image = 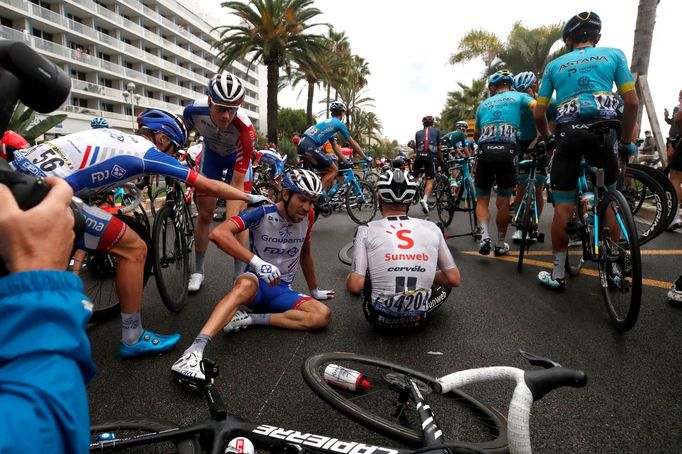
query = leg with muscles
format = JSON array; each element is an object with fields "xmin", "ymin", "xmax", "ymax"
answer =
[
  {"xmin": 269, "ymin": 299, "xmax": 331, "ymax": 330},
  {"xmin": 494, "ymin": 193, "xmax": 512, "ymax": 256},
  {"xmin": 475, "ymin": 193, "xmax": 492, "ymax": 254},
  {"xmin": 537, "ymin": 201, "xmax": 572, "ymax": 292},
  {"xmin": 191, "ymin": 194, "xmax": 217, "ymax": 291}
]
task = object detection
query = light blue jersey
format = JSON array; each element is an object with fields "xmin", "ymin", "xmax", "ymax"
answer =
[
  {"xmin": 537, "ymin": 46, "xmax": 635, "ymax": 124},
  {"xmin": 303, "ymin": 117, "xmax": 351, "ymax": 147},
  {"xmin": 475, "ymin": 91, "xmax": 535, "ymax": 144}
]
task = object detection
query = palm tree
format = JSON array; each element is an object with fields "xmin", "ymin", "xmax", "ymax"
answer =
[
  {"xmin": 363, "ymin": 111, "xmax": 382, "ymax": 147},
  {"xmin": 631, "ymin": 0, "xmax": 660, "ymax": 125},
  {"xmin": 214, "ymin": 0, "xmax": 329, "ymax": 144},
  {"xmin": 8, "ymin": 102, "xmax": 67, "ymax": 145},
  {"xmin": 449, "ymin": 29, "xmax": 502, "ymax": 73},
  {"xmin": 439, "ymin": 78, "xmax": 487, "ymax": 132},
  {"xmin": 323, "ymin": 28, "xmax": 351, "ymax": 116},
  {"xmin": 336, "ymin": 84, "xmax": 374, "ymax": 131}
]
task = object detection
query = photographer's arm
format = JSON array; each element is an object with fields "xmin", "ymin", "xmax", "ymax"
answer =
[{"xmin": 0, "ymin": 177, "xmax": 95, "ymax": 453}]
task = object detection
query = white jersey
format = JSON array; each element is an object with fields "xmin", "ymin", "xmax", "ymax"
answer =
[{"xmin": 352, "ymin": 216, "xmax": 456, "ymax": 304}]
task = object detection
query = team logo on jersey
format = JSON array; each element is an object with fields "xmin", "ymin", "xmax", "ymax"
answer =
[
  {"xmin": 286, "ymin": 247, "xmax": 299, "ymax": 257},
  {"xmin": 578, "ymin": 76, "xmax": 591, "ymax": 87},
  {"xmin": 385, "ymin": 223, "xmax": 414, "ymax": 249},
  {"xmin": 111, "ymin": 165, "xmax": 126, "ymax": 179},
  {"xmin": 279, "ymin": 227, "xmax": 293, "ymax": 237},
  {"xmin": 558, "ymin": 55, "xmax": 608, "ymax": 71}
]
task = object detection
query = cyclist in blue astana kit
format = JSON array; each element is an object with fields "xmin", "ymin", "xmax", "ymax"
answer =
[
  {"xmin": 534, "ymin": 11, "xmax": 638, "ymax": 292},
  {"xmin": 474, "ymin": 70, "xmax": 536, "ymax": 257},
  {"xmin": 183, "ymin": 71, "xmax": 258, "ymax": 292},
  {"xmin": 11, "ymin": 108, "xmax": 261, "ymax": 358},
  {"xmin": 413, "ymin": 115, "xmax": 443, "ymax": 213},
  {"xmin": 171, "ymin": 169, "xmax": 334, "ymax": 384},
  {"xmin": 297, "ymin": 101, "xmax": 370, "ymax": 190}
]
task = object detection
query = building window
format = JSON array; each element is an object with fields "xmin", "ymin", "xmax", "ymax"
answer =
[
  {"xmin": 70, "ymin": 70, "xmax": 87, "ymax": 81},
  {"xmin": 124, "ymin": 106, "xmax": 132, "ymax": 116},
  {"xmin": 163, "ymin": 75, "xmax": 169, "ymax": 82},
  {"xmin": 66, "ymin": 13, "xmax": 83, "ymax": 23},
  {"xmin": 164, "ymin": 95, "xmax": 171, "ymax": 103},
  {"xmin": 100, "ymin": 77, "xmax": 113, "ymax": 88},
  {"xmin": 0, "ymin": 16, "xmax": 11, "ymax": 27},
  {"xmin": 71, "ymin": 97, "xmax": 88, "ymax": 108},
  {"xmin": 30, "ymin": 0, "xmax": 51, "ymax": 10},
  {"xmin": 101, "ymin": 103, "xmax": 114, "ymax": 112},
  {"xmin": 144, "ymin": 69, "xmax": 152, "ymax": 76},
  {"xmin": 146, "ymin": 90, "xmax": 156, "ymax": 98},
  {"xmin": 32, "ymin": 28, "xmax": 54, "ymax": 42},
  {"xmin": 125, "ymin": 62, "xmax": 133, "ymax": 70},
  {"xmin": 97, "ymin": 52, "xmax": 111, "ymax": 62},
  {"xmin": 96, "ymin": 26, "xmax": 110, "ymax": 35}
]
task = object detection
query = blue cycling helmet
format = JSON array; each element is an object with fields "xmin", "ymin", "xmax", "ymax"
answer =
[
  {"xmin": 281, "ymin": 169, "xmax": 323, "ymax": 198},
  {"xmin": 256, "ymin": 149, "xmax": 285, "ymax": 180},
  {"xmin": 90, "ymin": 117, "xmax": 109, "ymax": 129},
  {"xmin": 563, "ymin": 12, "xmax": 602, "ymax": 41},
  {"xmin": 513, "ymin": 71, "xmax": 537, "ymax": 93},
  {"xmin": 488, "ymin": 70, "xmax": 514, "ymax": 88},
  {"xmin": 137, "ymin": 108, "xmax": 187, "ymax": 146}
]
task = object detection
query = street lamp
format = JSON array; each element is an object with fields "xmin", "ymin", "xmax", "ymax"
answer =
[{"xmin": 122, "ymin": 81, "xmax": 141, "ymax": 131}]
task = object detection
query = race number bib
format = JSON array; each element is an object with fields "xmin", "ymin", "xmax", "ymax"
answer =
[
  {"xmin": 556, "ymin": 97, "xmax": 579, "ymax": 121},
  {"xmin": 593, "ymin": 91, "xmax": 619, "ymax": 118},
  {"xmin": 480, "ymin": 123, "xmax": 518, "ymax": 143},
  {"xmin": 373, "ymin": 287, "xmax": 432, "ymax": 318}
]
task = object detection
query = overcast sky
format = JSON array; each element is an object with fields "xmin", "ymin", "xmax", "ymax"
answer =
[{"xmin": 208, "ymin": 0, "xmax": 679, "ymax": 143}]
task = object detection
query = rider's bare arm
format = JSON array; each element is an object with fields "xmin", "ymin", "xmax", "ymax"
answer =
[
  {"xmin": 348, "ymin": 137, "xmax": 366, "ymax": 159},
  {"xmin": 192, "ymin": 174, "xmax": 249, "ymax": 203},
  {"xmin": 208, "ymin": 215, "xmax": 253, "ymax": 263},
  {"xmin": 434, "ymin": 268, "xmax": 461, "ymax": 287},
  {"xmin": 533, "ymin": 104, "xmax": 551, "ymax": 139},
  {"xmin": 619, "ymin": 89, "xmax": 639, "ymax": 145},
  {"xmin": 300, "ymin": 239, "xmax": 319, "ymax": 292}
]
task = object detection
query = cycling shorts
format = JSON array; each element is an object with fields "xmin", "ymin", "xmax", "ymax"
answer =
[
  {"xmin": 411, "ymin": 152, "xmax": 436, "ymax": 179},
  {"xmin": 517, "ymin": 153, "xmax": 550, "ymax": 185},
  {"xmin": 670, "ymin": 140, "xmax": 682, "ymax": 172},
  {"xmin": 76, "ymin": 204, "xmax": 127, "ymax": 252},
  {"xmin": 474, "ymin": 142, "xmax": 517, "ymax": 197},
  {"xmin": 297, "ymin": 137, "xmax": 335, "ymax": 169},
  {"xmin": 246, "ymin": 273, "xmax": 315, "ymax": 313},
  {"xmin": 550, "ymin": 122, "xmax": 620, "ymax": 204},
  {"xmin": 361, "ymin": 276, "xmax": 450, "ymax": 331},
  {"xmin": 197, "ymin": 151, "xmax": 252, "ymax": 196}
]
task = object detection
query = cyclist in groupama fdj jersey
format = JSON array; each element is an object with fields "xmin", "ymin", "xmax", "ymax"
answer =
[
  {"xmin": 534, "ymin": 11, "xmax": 639, "ymax": 292},
  {"xmin": 347, "ymin": 169, "xmax": 460, "ymax": 331},
  {"xmin": 183, "ymin": 71, "xmax": 257, "ymax": 292},
  {"xmin": 474, "ymin": 70, "xmax": 536, "ymax": 257},
  {"xmin": 297, "ymin": 101, "xmax": 370, "ymax": 190},
  {"xmin": 11, "ymin": 109, "xmax": 264, "ymax": 358}
]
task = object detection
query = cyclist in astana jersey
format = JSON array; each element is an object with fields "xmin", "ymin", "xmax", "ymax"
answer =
[
  {"xmin": 412, "ymin": 115, "xmax": 443, "ymax": 213},
  {"xmin": 297, "ymin": 100, "xmax": 370, "ymax": 190},
  {"xmin": 183, "ymin": 71, "xmax": 257, "ymax": 292},
  {"xmin": 474, "ymin": 70, "xmax": 536, "ymax": 257},
  {"xmin": 11, "ymin": 109, "xmax": 263, "ymax": 358},
  {"xmin": 534, "ymin": 11, "xmax": 638, "ymax": 292},
  {"xmin": 441, "ymin": 122, "xmax": 472, "ymax": 197},
  {"xmin": 347, "ymin": 169, "xmax": 460, "ymax": 331},
  {"xmin": 171, "ymin": 169, "xmax": 334, "ymax": 384}
]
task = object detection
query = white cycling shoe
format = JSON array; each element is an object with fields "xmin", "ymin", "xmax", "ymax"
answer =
[
  {"xmin": 171, "ymin": 350, "xmax": 206, "ymax": 385},
  {"xmin": 223, "ymin": 310, "xmax": 252, "ymax": 334},
  {"xmin": 188, "ymin": 273, "xmax": 204, "ymax": 292}
]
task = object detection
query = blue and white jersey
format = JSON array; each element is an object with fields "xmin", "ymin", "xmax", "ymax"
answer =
[
  {"xmin": 303, "ymin": 117, "xmax": 351, "ymax": 147},
  {"xmin": 537, "ymin": 46, "xmax": 635, "ymax": 124},
  {"xmin": 475, "ymin": 91, "xmax": 536, "ymax": 144},
  {"xmin": 230, "ymin": 204, "xmax": 315, "ymax": 285},
  {"xmin": 11, "ymin": 128, "xmax": 196, "ymax": 197}
]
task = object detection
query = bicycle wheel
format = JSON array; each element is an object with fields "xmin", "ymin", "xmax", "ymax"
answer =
[
  {"xmin": 364, "ymin": 170, "xmax": 380, "ymax": 187},
  {"xmin": 82, "ymin": 215, "xmax": 153, "ymax": 324},
  {"xmin": 153, "ymin": 205, "xmax": 189, "ymax": 312},
  {"xmin": 622, "ymin": 167, "xmax": 666, "ymax": 245},
  {"xmin": 345, "ymin": 181, "xmax": 378, "ymax": 225},
  {"xmin": 338, "ymin": 241, "xmax": 354, "ymax": 266},
  {"xmin": 90, "ymin": 417, "xmax": 200, "ymax": 453},
  {"xmin": 436, "ymin": 178, "xmax": 455, "ymax": 227},
  {"xmin": 302, "ymin": 352, "xmax": 508, "ymax": 452},
  {"xmin": 630, "ymin": 164, "xmax": 678, "ymax": 232},
  {"xmin": 597, "ymin": 191, "xmax": 642, "ymax": 331},
  {"xmin": 427, "ymin": 176, "xmax": 441, "ymax": 210},
  {"xmin": 253, "ymin": 181, "xmax": 281, "ymax": 203}
]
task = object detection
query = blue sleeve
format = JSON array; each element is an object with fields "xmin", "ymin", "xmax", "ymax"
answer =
[
  {"xmin": 333, "ymin": 118, "xmax": 351, "ymax": 140},
  {"xmin": 232, "ymin": 204, "xmax": 278, "ymax": 231},
  {"xmin": 142, "ymin": 148, "xmax": 194, "ymax": 182},
  {"xmin": 537, "ymin": 62, "xmax": 555, "ymax": 106},
  {"xmin": 183, "ymin": 102, "xmax": 196, "ymax": 131},
  {"xmin": 0, "ymin": 271, "xmax": 95, "ymax": 454}
]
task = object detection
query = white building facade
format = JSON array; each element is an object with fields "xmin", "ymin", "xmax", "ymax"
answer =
[{"xmin": 0, "ymin": 0, "xmax": 267, "ymax": 137}]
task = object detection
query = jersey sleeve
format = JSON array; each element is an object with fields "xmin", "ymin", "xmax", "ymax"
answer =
[
  {"xmin": 351, "ymin": 226, "xmax": 369, "ymax": 276},
  {"xmin": 613, "ymin": 49, "xmax": 636, "ymax": 94},
  {"xmin": 536, "ymin": 64, "xmax": 555, "ymax": 106},
  {"xmin": 437, "ymin": 233, "xmax": 457, "ymax": 270},
  {"xmin": 523, "ymin": 93, "xmax": 537, "ymax": 111},
  {"xmin": 334, "ymin": 118, "xmax": 351, "ymax": 140},
  {"xmin": 234, "ymin": 113, "xmax": 257, "ymax": 174},
  {"xmin": 474, "ymin": 105, "xmax": 482, "ymax": 132},
  {"xmin": 183, "ymin": 102, "xmax": 196, "ymax": 131},
  {"xmin": 142, "ymin": 148, "xmax": 198, "ymax": 185},
  {"xmin": 229, "ymin": 204, "xmax": 270, "ymax": 232}
]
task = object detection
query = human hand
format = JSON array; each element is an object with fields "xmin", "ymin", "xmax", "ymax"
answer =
[
  {"xmin": 0, "ymin": 177, "xmax": 75, "ymax": 273},
  {"xmin": 249, "ymin": 255, "xmax": 281, "ymax": 286},
  {"xmin": 246, "ymin": 194, "xmax": 270, "ymax": 206},
  {"xmin": 311, "ymin": 288, "xmax": 335, "ymax": 300},
  {"xmin": 664, "ymin": 108, "xmax": 669, "ymax": 118}
]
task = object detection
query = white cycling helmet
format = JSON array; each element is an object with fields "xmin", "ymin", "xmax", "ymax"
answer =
[
  {"xmin": 207, "ymin": 71, "xmax": 245, "ymax": 107},
  {"xmin": 377, "ymin": 168, "xmax": 417, "ymax": 204},
  {"xmin": 514, "ymin": 71, "xmax": 537, "ymax": 93},
  {"xmin": 282, "ymin": 169, "xmax": 323, "ymax": 198}
]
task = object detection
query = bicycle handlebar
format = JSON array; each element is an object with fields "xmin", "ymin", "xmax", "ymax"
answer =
[
  {"xmin": 436, "ymin": 365, "xmax": 586, "ymax": 454},
  {"xmin": 116, "ymin": 183, "xmax": 143, "ymax": 214}
]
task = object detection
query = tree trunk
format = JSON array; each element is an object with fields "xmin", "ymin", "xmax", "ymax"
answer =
[
  {"xmin": 326, "ymin": 85, "xmax": 330, "ymax": 117},
  {"xmin": 306, "ymin": 79, "xmax": 315, "ymax": 126},
  {"xmin": 630, "ymin": 0, "xmax": 659, "ymax": 126},
  {"xmin": 267, "ymin": 63, "xmax": 279, "ymax": 145}
]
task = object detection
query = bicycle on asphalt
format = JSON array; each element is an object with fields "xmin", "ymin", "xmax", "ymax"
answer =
[
  {"xmin": 512, "ymin": 147, "xmax": 547, "ymax": 272},
  {"xmin": 564, "ymin": 120, "xmax": 642, "ymax": 332},
  {"xmin": 435, "ymin": 155, "xmax": 481, "ymax": 241},
  {"xmin": 90, "ymin": 351, "xmax": 586, "ymax": 454}
]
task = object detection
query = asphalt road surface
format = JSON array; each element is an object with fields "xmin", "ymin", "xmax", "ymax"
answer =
[{"xmin": 87, "ymin": 201, "xmax": 682, "ymax": 453}]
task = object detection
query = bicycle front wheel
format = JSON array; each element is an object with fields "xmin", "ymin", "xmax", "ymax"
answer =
[
  {"xmin": 622, "ymin": 166, "xmax": 666, "ymax": 245},
  {"xmin": 152, "ymin": 205, "xmax": 189, "ymax": 312},
  {"xmin": 90, "ymin": 417, "xmax": 199, "ymax": 453},
  {"xmin": 338, "ymin": 241, "xmax": 354, "ymax": 266},
  {"xmin": 302, "ymin": 352, "xmax": 508, "ymax": 452},
  {"xmin": 345, "ymin": 181, "xmax": 378, "ymax": 224},
  {"xmin": 436, "ymin": 179, "xmax": 455, "ymax": 227},
  {"xmin": 597, "ymin": 191, "xmax": 642, "ymax": 331}
]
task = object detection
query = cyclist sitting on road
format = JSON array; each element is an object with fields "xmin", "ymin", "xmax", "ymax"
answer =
[
  {"xmin": 183, "ymin": 71, "xmax": 257, "ymax": 292},
  {"xmin": 474, "ymin": 70, "xmax": 536, "ymax": 257},
  {"xmin": 346, "ymin": 169, "xmax": 460, "ymax": 331},
  {"xmin": 297, "ymin": 101, "xmax": 370, "ymax": 191},
  {"xmin": 534, "ymin": 11, "xmax": 638, "ymax": 292},
  {"xmin": 10, "ymin": 108, "xmax": 265, "ymax": 359},
  {"xmin": 510, "ymin": 71, "xmax": 548, "ymax": 243},
  {"xmin": 412, "ymin": 115, "xmax": 443, "ymax": 213},
  {"xmin": 171, "ymin": 169, "xmax": 334, "ymax": 384}
]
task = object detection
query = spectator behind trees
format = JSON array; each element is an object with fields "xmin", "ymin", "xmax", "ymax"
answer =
[{"xmin": 0, "ymin": 176, "xmax": 95, "ymax": 453}]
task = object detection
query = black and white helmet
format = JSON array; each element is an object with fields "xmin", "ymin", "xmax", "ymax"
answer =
[
  {"xmin": 377, "ymin": 169, "xmax": 417, "ymax": 204},
  {"xmin": 330, "ymin": 100, "xmax": 346, "ymax": 114},
  {"xmin": 207, "ymin": 71, "xmax": 245, "ymax": 106},
  {"xmin": 282, "ymin": 169, "xmax": 323, "ymax": 198}
]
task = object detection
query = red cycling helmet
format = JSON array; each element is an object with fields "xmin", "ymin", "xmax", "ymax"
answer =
[{"xmin": 2, "ymin": 131, "xmax": 29, "ymax": 150}]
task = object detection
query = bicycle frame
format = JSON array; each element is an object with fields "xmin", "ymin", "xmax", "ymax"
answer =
[
  {"xmin": 451, "ymin": 156, "xmax": 476, "ymax": 211},
  {"xmin": 513, "ymin": 158, "xmax": 538, "ymax": 228},
  {"xmin": 324, "ymin": 167, "xmax": 366, "ymax": 203}
]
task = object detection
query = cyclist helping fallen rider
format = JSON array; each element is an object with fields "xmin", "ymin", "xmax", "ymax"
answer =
[
  {"xmin": 346, "ymin": 168, "xmax": 460, "ymax": 331},
  {"xmin": 171, "ymin": 169, "xmax": 333, "ymax": 384},
  {"xmin": 297, "ymin": 101, "xmax": 370, "ymax": 190},
  {"xmin": 10, "ymin": 108, "xmax": 267, "ymax": 359}
]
